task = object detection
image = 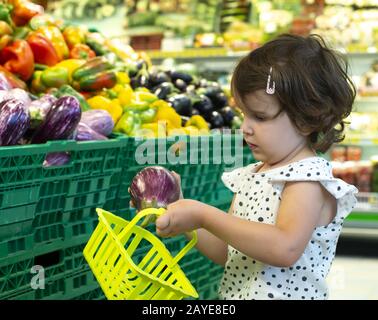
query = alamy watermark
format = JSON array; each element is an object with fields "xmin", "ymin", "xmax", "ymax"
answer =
[
  {"xmin": 133, "ymin": 127, "xmax": 245, "ymax": 171},
  {"xmin": 30, "ymin": 265, "xmax": 45, "ymax": 290}
]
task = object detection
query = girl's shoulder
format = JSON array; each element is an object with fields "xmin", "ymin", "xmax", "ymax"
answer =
[{"xmin": 265, "ymin": 156, "xmax": 333, "ymax": 180}]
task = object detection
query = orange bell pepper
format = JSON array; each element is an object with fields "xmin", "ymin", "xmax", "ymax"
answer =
[
  {"xmin": 69, "ymin": 44, "xmax": 96, "ymax": 60},
  {"xmin": 0, "ymin": 39, "xmax": 34, "ymax": 81}
]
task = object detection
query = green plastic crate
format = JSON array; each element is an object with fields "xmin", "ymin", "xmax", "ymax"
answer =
[
  {"xmin": 6, "ymin": 270, "xmax": 99, "ymax": 300},
  {"xmin": 0, "ymin": 137, "xmax": 126, "ymax": 265},
  {"xmin": 0, "ymin": 242, "xmax": 92, "ymax": 299},
  {"xmin": 72, "ymin": 287, "xmax": 105, "ymax": 300}
]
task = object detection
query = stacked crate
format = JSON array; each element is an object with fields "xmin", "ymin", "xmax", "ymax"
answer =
[{"xmin": 0, "ymin": 137, "xmax": 126, "ymax": 299}]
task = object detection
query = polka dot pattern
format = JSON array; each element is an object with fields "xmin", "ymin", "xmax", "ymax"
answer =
[{"xmin": 219, "ymin": 157, "xmax": 358, "ymax": 300}]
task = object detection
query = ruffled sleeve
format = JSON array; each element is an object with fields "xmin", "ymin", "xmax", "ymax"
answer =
[
  {"xmin": 268, "ymin": 157, "xmax": 358, "ymax": 223},
  {"xmin": 221, "ymin": 162, "xmax": 261, "ymax": 193}
]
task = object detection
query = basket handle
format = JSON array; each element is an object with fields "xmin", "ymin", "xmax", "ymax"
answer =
[{"xmin": 121, "ymin": 207, "xmax": 197, "ymax": 266}]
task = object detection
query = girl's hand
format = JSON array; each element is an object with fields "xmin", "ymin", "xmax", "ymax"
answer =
[{"xmin": 156, "ymin": 199, "xmax": 205, "ymax": 237}]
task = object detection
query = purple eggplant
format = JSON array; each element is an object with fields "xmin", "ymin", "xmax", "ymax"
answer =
[
  {"xmin": 0, "ymin": 88, "xmax": 32, "ymax": 106},
  {"xmin": 43, "ymin": 152, "xmax": 71, "ymax": 167},
  {"xmin": 29, "ymin": 94, "xmax": 57, "ymax": 129},
  {"xmin": 129, "ymin": 166, "xmax": 181, "ymax": 227},
  {"xmin": 0, "ymin": 73, "xmax": 11, "ymax": 91},
  {"xmin": 0, "ymin": 99, "xmax": 30, "ymax": 146},
  {"xmin": 80, "ymin": 109, "xmax": 114, "ymax": 136},
  {"xmin": 75, "ymin": 122, "xmax": 108, "ymax": 141},
  {"xmin": 31, "ymin": 96, "xmax": 81, "ymax": 144}
]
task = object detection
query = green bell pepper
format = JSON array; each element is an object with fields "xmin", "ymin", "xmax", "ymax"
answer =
[
  {"xmin": 41, "ymin": 66, "xmax": 69, "ymax": 88},
  {"xmin": 114, "ymin": 111, "xmax": 141, "ymax": 136},
  {"xmin": 139, "ymin": 108, "xmax": 157, "ymax": 123},
  {"xmin": 0, "ymin": 4, "xmax": 14, "ymax": 26},
  {"xmin": 123, "ymin": 100, "xmax": 150, "ymax": 113}
]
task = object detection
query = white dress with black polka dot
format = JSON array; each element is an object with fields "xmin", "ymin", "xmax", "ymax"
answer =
[{"xmin": 219, "ymin": 157, "xmax": 358, "ymax": 300}]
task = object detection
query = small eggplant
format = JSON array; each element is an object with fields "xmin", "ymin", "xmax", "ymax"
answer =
[
  {"xmin": 219, "ymin": 106, "xmax": 236, "ymax": 127},
  {"xmin": 0, "ymin": 73, "xmax": 11, "ymax": 91},
  {"xmin": 174, "ymin": 79, "xmax": 187, "ymax": 92},
  {"xmin": 32, "ymin": 96, "xmax": 81, "ymax": 144},
  {"xmin": 167, "ymin": 94, "xmax": 192, "ymax": 117},
  {"xmin": 208, "ymin": 111, "xmax": 225, "ymax": 129},
  {"xmin": 43, "ymin": 152, "xmax": 71, "ymax": 167},
  {"xmin": 170, "ymin": 71, "xmax": 193, "ymax": 84},
  {"xmin": 0, "ymin": 88, "xmax": 32, "ymax": 106},
  {"xmin": 29, "ymin": 94, "xmax": 57, "ymax": 129},
  {"xmin": 81, "ymin": 109, "xmax": 114, "ymax": 136},
  {"xmin": 75, "ymin": 122, "xmax": 108, "ymax": 141},
  {"xmin": 153, "ymin": 82, "xmax": 175, "ymax": 100},
  {"xmin": 0, "ymin": 99, "xmax": 30, "ymax": 146},
  {"xmin": 129, "ymin": 166, "xmax": 181, "ymax": 226},
  {"xmin": 192, "ymin": 95, "xmax": 214, "ymax": 119},
  {"xmin": 211, "ymin": 92, "xmax": 228, "ymax": 110},
  {"xmin": 148, "ymin": 70, "xmax": 170, "ymax": 88},
  {"xmin": 129, "ymin": 166, "xmax": 181, "ymax": 210}
]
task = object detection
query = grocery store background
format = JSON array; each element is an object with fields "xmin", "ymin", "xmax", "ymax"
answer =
[{"xmin": 2, "ymin": 0, "xmax": 378, "ymax": 300}]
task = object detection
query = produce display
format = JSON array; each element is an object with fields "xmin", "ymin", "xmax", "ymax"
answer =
[
  {"xmin": 312, "ymin": 3, "xmax": 378, "ymax": 52},
  {"xmin": 0, "ymin": 0, "xmax": 242, "ymax": 152}
]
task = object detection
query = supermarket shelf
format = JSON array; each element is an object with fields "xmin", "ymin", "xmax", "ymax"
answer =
[
  {"xmin": 147, "ymin": 48, "xmax": 378, "ymax": 61},
  {"xmin": 146, "ymin": 47, "xmax": 240, "ymax": 60},
  {"xmin": 341, "ymin": 136, "xmax": 378, "ymax": 146},
  {"xmin": 147, "ymin": 48, "xmax": 378, "ymax": 75}
]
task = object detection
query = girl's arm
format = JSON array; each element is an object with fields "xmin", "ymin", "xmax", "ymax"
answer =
[
  {"xmin": 185, "ymin": 196, "xmax": 235, "ymax": 266},
  {"xmin": 156, "ymin": 181, "xmax": 326, "ymax": 267}
]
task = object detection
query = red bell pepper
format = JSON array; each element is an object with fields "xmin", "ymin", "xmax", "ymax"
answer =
[
  {"xmin": 27, "ymin": 32, "xmax": 59, "ymax": 66},
  {"xmin": 0, "ymin": 39, "xmax": 34, "ymax": 81},
  {"xmin": 9, "ymin": 0, "xmax": 44, "ymax": 27},
  {"xmin": 35, "ymin": 26, "xmax": 69, "ymax": 62},
  {"xmin": 69, "ymin": 44, "xmax": 96, "ymax": 60}
]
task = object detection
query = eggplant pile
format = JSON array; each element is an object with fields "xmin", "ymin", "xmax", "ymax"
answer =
[
  {"xmin": 129, "ymin": 66, "xmax": 242, "ymax": 130},
  {"xmin": 0, "ymin": 88, "xmax": 116, "ymax": 166}
]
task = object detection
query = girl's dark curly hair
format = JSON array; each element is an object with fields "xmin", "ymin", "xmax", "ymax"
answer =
[{"xmin": 232, "ymin": 33, "xmax": 356, "ymax": 153}]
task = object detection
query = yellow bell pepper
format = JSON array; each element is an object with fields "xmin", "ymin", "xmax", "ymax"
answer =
[
  {"xmin": 185, "ymin": 115, "xmax": 209, "ymax": 131},
  {"xmin": 87, "ymin": 95, "xmax": 122, "ymax": 123},
  {"xmin": 35, "ymin": 26, "xmax": 69, "ymax": 61},
  {"xmin": 154, "ymin": 104, "xmax": 182, "ymax": 129},
  {"xmin": 150, "ymin": 99, "xmax": 170, "ymax": 109},
  {"xmin": 116, "ymin": 71, "xmax": 130, "ymax": 85},
  {"xmin": 135, "ymin": 122, "xmax": 167, "ymax": 139},
  {"xmin": 62, "ymin": 25, "xmax": 86, "ymax": 50},
  {"xmin": 118, "ymin": 84, "xmax": 134, "ymax": 107},
  {"xmin": 112, "ymin": 84, "xmax": 125, "ymax": 94}
]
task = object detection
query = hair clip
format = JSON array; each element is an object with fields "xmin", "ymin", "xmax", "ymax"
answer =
[{"xmin": 266, "ymin": 66, "xmax": 275, "ymax": 95}]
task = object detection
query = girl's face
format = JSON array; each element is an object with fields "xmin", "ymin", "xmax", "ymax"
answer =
[{"xmin": 240, "ymin": 90, "xmax": 309, "ymax": 165}]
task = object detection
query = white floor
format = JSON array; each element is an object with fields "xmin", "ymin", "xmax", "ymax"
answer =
[{"xmin": 327, "ymin": 256, "xmax": 378, "ymax": 300}]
